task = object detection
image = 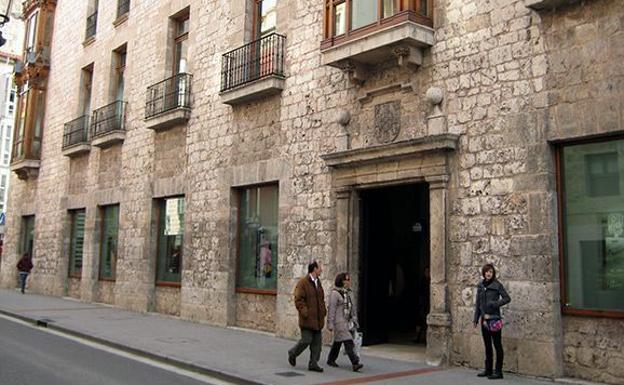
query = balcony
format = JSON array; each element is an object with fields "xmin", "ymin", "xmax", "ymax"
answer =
[
  {"xmin": 320, "ymin": 1, "xmax": 434, "ymax": 83},
  {"xmin": 145, "ymin": 73, "xmax": 192, "ymax": 131},
  {"xmin": 84, "ymin": 11, "xmax": 97, "ymax": 44},
  {"xmin": 62, "ymin": 115, "xmax": 91, "ymax": 157},
  {"xmin": 91, "ymin": 101, "xmax": 126, "ymax": 148},
  {"xmin": 220, "ymin": 33, "xmax": 286, "ymax": 106},
  {"xmin": 10, "ymin": 158, "xmax": 40, "ymax": 180}
]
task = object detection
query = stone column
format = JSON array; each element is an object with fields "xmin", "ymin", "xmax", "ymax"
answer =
[
  {"xmin": 334, "ymin": 188, "xmax": 351, "ymax": 273},
  {"xmin": 425, "ymin": 175, "xmax": 452, "ymax": 366}
]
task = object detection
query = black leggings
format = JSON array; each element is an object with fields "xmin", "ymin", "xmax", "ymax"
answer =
[
  {"xmin": 481, "ymin": 325, "xmax": 503, "ymax": 373},
  {"xmin": 327, "ymin": 339, "xmax": 359, "ymax": 365}
]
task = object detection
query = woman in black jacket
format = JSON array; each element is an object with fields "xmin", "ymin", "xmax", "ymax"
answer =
[{"xmin": 473, "ymin": 263, "xmax": 511, "ymax": 380}]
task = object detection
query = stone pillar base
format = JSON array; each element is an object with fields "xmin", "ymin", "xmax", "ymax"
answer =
[{"xmin": 426, "ymin": 312, "xmax": 452, "ymax": 366}]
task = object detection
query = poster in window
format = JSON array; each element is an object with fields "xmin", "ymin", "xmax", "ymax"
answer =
[{"xmin": 605, "ymin": 213, "xmax": 624, "ymax": 290}]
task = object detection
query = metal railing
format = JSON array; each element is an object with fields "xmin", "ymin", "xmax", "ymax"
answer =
[
  {"xmin": 117, "ymin": 0, "xmax": 130, "ymax": 18},
  {"xmin": 221, "ymin": 33, "xmax": 286, "ymax": 92},
  {"xmin": 63, "ymin": 115, "xmax": 90, "ymax": 149},
  {"xmin": 91, "ymin": 101, "xmax": 126, "ymax": 138},
  {"xmin": 145, "ymin": 73, "xmax": 192, "ymax": 119},
  {"xmin": 85, "ymin": 11, "xmax": 97, "ymax": 39}
]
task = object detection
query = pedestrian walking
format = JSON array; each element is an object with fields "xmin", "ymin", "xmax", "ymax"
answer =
[
  {"xmin": 473, "ymin": 263, "xmax": 511, "ymax": 380},
  {"xmin": 326, "ymin": 272, "xmax": 363, "ymax": 372},
  {"xmin": 17, "ymin": 253, "xmax": 34, "ymax": 294},
  {"xmin": 288, "ymin": 260, "xmax": 327, "ymax": 372}
]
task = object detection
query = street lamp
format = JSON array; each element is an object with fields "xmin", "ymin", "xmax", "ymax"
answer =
[{"xmin": 0, "ymin": 0, "xmax": 15, "ymax": 47}]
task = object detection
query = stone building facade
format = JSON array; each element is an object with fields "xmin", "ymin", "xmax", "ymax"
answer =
[{"xmin": 0, "ymin": 0, "xmax": 622, "ymax": 384}]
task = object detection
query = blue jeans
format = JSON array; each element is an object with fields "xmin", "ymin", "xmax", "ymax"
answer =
[{"xmin": 19, "ymin": 272, "xmax": 29, "ymax": 293}]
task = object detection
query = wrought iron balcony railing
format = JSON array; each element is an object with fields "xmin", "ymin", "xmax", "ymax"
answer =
[
  {"xmin": 85, "ymin": 11, "xmax": 97, "ymax": 39},
  {"xmin": 91, "ymin": 101, "xmax": 126, "ymax": 138},
  {"xmin": 145, "ymin": 73, "xmax": 192, "ymax": 119},
  {"xmin": 117, "ymin": 0, "xmax": 130, "ymax": 18},
  {"xmin": 221, "ymin": 33, "xmax": 286, "ymax": 92},
  {"xmin": 63, "ymin": 115, "xmax": 90, "ymax": 149}
]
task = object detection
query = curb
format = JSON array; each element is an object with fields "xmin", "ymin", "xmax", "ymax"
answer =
[{"xmin": 0, "ymin": 308, "xmax": 266, "ymax": 385}]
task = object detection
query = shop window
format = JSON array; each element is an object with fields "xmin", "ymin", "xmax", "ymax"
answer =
[
  {"xmin": 236, "ymin": 184, "xmax": 278, "ymax": 293},
  {"xmin": 98, "ymin": 205, "xmax": 119, "ymax": 280},
  {"xmin": 21, "ymin": 215, "xmax": 35, "ymax": 257},
  {"xmin": 155, "ymin": 197, "xmax": 184, "ymax": 284},
  {"xmin": 585, "ymin": 152, "xmax": 619, "ymax": 197},
  {"xmin": 69, "ymin": 209, "xmax": 86, "ymax": 278},
  {"xmin": 559, "ymin": 138, "xmax": 624, "ymax": 316}
]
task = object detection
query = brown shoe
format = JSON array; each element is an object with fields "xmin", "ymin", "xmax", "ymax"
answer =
[{"xmin": 352, "ymin": 363, "xmax": 363, "ymax": 372}]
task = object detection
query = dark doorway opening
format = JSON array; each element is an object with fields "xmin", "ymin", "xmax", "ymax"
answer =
[{"xmin": 359, "ymin": 183, "xmax": 430, "ymax": 346}]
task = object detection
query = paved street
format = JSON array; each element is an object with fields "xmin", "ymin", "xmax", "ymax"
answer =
[
  {"xmin": 0, "ymin": 289, "xmax": 565, "ymax": 385},
  {"xmin": 0, "ymin": 316, "xmax": 225, "ymax": 385}
]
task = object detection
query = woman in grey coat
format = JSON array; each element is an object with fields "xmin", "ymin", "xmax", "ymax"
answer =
[{"xmin": 326, "ymin": 272, "xmax": 363, "ymax": 372}]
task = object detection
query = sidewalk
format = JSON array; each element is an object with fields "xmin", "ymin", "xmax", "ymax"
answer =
[{"xmin": 0, "ymin": 289, "xmax": 555, "ymax": 385}]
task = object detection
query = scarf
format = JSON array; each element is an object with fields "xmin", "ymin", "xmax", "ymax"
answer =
[{"xmin": 335, "ymin": 287, "xmax": 353, "ymax": 321}]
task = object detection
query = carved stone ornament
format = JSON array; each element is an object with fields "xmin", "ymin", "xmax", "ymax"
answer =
[{"xmin": 374, "ymin": 101, "xmax": 401, "ymax": 144}]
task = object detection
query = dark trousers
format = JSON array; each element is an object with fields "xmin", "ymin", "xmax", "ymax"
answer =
[
  {"xmin": 481, "ymin": 325, "xmax": 504, "ymax": 373},
  {"xmin": 19, "ymin": 272, "xmax": 29, "ymax": 293},
  {"xmin": 289, "ymin": 328, "xmax": 322, "ymax": 367},
  {"xmin": 327, "ymin": 339, "xmax": 359, "ymax": 365}
]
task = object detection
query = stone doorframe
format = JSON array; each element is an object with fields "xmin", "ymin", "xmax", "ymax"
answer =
[{"xmin": 321, "ymin": 133, "xmax": 458, "ymax": 366}]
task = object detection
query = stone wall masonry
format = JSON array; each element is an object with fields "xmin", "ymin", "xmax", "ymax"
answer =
[{"xmin": 0, "ymin": 0, "xmax": 621, "ymax": 383}]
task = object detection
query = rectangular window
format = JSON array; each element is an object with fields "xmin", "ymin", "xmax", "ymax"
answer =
[
  {"xmin": 1, "ymin": 175, "xmax": 6, "ymax": 187},
  {"xmin": 237, "ymin": 184, "xmax": 278, "ymax": 292},
  {"xmin": 351, "ymin": 0, "xmax": 377, "ymax": 30},
  {"xmin": 559, "ymin": 138, "xmax": 624, "ymax": 315},
  {"xmin": 21, "ymin": 215, "xmax": 35, "ymax": 257},
  {"xmin": 99, "ymin": 205, "xmax": 119, "ymax": 280},
  {"xmin": 117, "ymin": 0, "xmax": 130, "ymax": 19},
  {"xmin": 256, "ymin": 0, "xmax": 277, "ymax": 38},
  {"xmin": 156, "ymin": 197, "xmax": 185, "ymax": 284},
  {"xmin": 333, "ymin": 2, "xmax": 346, "ymax": 36},
  {"xmin": 80, "ymin": 64, "xmax": 94, "ymax": 115},
  {"xmin": 114, "ymin": 47, "xmax": 126, "ymax": 102},
  {"xmin": 69, "ymin": 209, "xmax": 86, "ymax": 277},
  {"xmin": 382, "ymin": 0, "xmax": 396, "ymax": 18},
  {"xmin": 173, "ymin": 15, "xmax": 189, "ymax": 75},
  {"xmin": 25, "ymin": 11, "xmax": 38, "ymax": 54}
]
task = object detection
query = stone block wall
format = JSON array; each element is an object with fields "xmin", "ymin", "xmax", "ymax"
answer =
[{"xmin": 0, "ymin": 0, "xmax": 621, "ymax": 383}]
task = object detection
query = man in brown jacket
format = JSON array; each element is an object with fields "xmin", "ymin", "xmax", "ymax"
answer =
[{"xmin": 288, "ymin": 260, "xmax": 327, "ymax": 372}]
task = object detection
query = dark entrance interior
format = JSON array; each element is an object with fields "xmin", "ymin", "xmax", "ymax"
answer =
[{"xmin": 359, "ymin": 183, "xmax": 430, "ymax": 346}]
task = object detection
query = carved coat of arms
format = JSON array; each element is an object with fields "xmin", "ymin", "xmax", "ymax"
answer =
[{"xmin": 374, "ymin": 101, "xmax": 401, "ymax": 144}]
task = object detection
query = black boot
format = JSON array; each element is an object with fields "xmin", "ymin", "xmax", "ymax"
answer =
[
  {"xmin": 477, "ymin": 370, "xmax": 492, "ymax": 377},
  {"xmin": 488, "ymin": 372, "xmax": 503, "ymax": 380}
]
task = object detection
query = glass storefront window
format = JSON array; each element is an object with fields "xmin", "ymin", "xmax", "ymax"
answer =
[
  {"xmin": 351, "ymin": 0, "xmax": 377, "ymax": 30},
  {"xmin": 69, "ymin": 209, "xmax": 86, "ymax": 277},
  {"xmin": 99, "ymin": 205, "xmax": 119, "ymax": 280},
  {"xmin": 237, "ymin": 184, "xmax": 278, "ymax": 291},
  {"xmin": 561, "ymin": 139, "xmax": 624, "ymax": 313},
  {"xmin": 156, "ymin": 197, "xmax": 184, "ymax": 283}
]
